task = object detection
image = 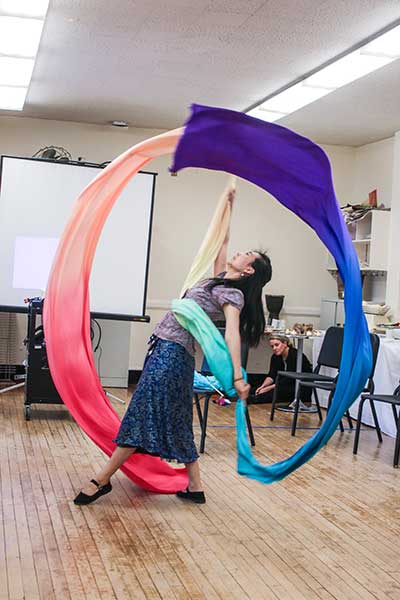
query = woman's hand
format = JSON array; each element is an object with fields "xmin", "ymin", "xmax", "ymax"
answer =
[
  {"xmin": 226, "ymin": 187, "xmax": 235, "ymax": 208},
  {"xmin": 234, "ymin": 378, "xmax": 250, "ymax": 402},
  {"xmin": 255, "ymin": 377, "xmax": 274, "ymax": 395},
  {"xmin": 256, "ymin": 383, "xmax": 275, "ymax": 395}
]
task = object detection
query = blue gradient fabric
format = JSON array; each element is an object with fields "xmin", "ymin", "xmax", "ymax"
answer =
[
  {"xmin": 172, "ymin": 298, "xmax": 240, "ymax": 398},
  {"xmin": 171, "ymin": 104, "xmax": 372, "ymax": 483},
  {"xmin": 193, "ymin": 371, "xmax": 224, "ymax": 393}
]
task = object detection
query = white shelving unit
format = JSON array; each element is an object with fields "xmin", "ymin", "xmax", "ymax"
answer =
[
  {"xmin": 327, "ymin": 209, "xmax": 390, "ymax": 271},
  {"xmin": 327, "ymin": 209, "xmax": 390, "ymax": 304}
]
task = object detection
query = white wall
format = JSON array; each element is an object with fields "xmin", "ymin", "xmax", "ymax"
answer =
[
  {"xmin": 386, "ymin": 130, "xmax": 400, "ymax": 318},
  {"xmin": 350, "ymin": 136, "xmax": 395, "ymax": 309},
  {"xmin": 0, "ymin": 116, "xmax": 356, "ymax": 372},
  {"xmin": 353, "ymin": 138, "xmax": 394, "ymax": 208}
]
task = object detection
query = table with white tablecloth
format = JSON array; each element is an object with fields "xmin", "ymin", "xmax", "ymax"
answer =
[{"xmin": 312, "ymin": 335, "xmax": 400, "ymax": 438}]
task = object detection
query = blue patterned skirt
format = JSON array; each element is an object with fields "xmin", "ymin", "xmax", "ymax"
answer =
[{"xmin": 114, "ymin": 338, "xmax": 198, "ymax": 464}]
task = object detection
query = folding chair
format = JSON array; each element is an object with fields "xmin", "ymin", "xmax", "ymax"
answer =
[
  {"xmin": 353, "ymin": 378, "xmax": 400, "ymax": 468},
  {"xmin": 271, "ymin": 327, "xmax": 344, "ymax": 436},
  {"xmin": 299, "ymin": 332, "xmax": 380, "ymax": 436}
]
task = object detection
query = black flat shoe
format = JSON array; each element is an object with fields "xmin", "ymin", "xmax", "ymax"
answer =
[
  {"xmin": 176, "ymin": 487, "xmax": 206, "ymax": 504},
  {"xmin": 73, "ymin": 479, "xmax": 112, "ymax": 505}
]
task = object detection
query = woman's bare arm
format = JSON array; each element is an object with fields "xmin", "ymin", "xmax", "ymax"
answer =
[
  {"xmin": 213, "ymin": 188, "xmax": 235, "ymax": 276},
  {"xmin": 223, "ymin": 303, "xmax": 250, "ymax": 401}
]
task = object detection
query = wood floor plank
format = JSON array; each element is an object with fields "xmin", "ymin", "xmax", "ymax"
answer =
[
  {"xmin": 117, "ymin": 483, "xmax": 208, "ymax": 600},
  {"xmin": 144, "ymin": 497, "xmax": 222, "ymax": 600},
  {"xmin": 21, "ymin": 415, "xmax": 77, "ymax": 599},
  {"xmin": 204, "ymin": 464, "xmax": 362, "ymax": 600},
  {"xmin": 40, "ymin": 414, "xmax": 117, "ymax": 600},
  {"xmin": 8, "ymin": 442, "xmax": 41, "ymax": 600},
  {"xmin": 69, "ymin": 456, "xmax": 153, "ymax": 599},
  {"xmin": 1, "ymin": 388, "xmax": 399, "ymax": 600},
  {"xmin": 2, "ymin": 406, "xmax": 28, "ymax": 600}
]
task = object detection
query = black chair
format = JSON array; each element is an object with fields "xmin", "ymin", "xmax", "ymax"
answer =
[
  {"xmin": 270, "ymin": 327, "xmax": 345, "ymax": 436},
  {"xmin": 193, "ymin": 338, "xmax": 254, "ymax": 453},
  {"xmin": 300, "ymin": 333, "xmax": 380, "ymax": 422},
  {"xmin": 290, "ymin": 333, "xmax": 380, "ymax": 433},
  {"xmin": 353, "ymin": 379, "xmax": 400, "ymax": 468},
  {"xmin": 299, "ymin": 333, "xmax": 380, "ymax": 436}
]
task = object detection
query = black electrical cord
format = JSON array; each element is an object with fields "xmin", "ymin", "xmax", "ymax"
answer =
[{"xmin": 91, "ymin": 318, "xmax": 102, "ymax": 352}]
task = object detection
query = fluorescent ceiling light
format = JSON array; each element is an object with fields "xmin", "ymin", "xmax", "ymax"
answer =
[
  {"xmin": 0, "ymin": 3, "xmax": 49, "ymax": 112},
  {"xmin": 0, "ymin": 16, "xmax": 44, "ymax": 57},
  {"xmin": 247, "ymin": 23, "xmax": 400, "ymax": 122},
  {"xmin": 247, "ymin": 107, "xmax": 287, "ymax": 122},
  {"xmin": 0, "ymin": 86, "xmax": 27, "ymax": 110},
  {"xmin": 361, "ymin": 26, "xmax": 400, "ymax": 58},
  {"xmin": 261, "ymin": 82, "xmax": 331, "ymax": 114},
  {"xmin": 304, "ymin": 50, "xmax": 392, "ymax": 89},
  {"xmin": 0, "ymin": 57, "xmax": 35, "ymax": 86},
  {"xmin": 0, "ymin": 0, "xmax": 49, "ymax": 19}
]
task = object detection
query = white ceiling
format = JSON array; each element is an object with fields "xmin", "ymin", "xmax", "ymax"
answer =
[{"xmin": 3, "ymin": 0, "xmax": 400, "ymax": 146}]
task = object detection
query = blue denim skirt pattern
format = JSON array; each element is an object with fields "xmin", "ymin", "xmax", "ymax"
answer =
[{"xmin": 114, "ymin": 339, "xmax": 198, "ymax": 464}]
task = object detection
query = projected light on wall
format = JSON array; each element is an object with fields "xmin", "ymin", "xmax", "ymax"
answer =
[{"xmin": 12, "ymin": 235, "xmax": 59, "ymax": 291}]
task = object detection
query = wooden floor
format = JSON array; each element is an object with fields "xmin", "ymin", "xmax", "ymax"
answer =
[{"xmin": 1, "ymin": 388, "xmax": 400, "ymax": 600}]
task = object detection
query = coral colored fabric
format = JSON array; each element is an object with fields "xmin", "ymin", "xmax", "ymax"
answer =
[{"xmin": 43, "ymin": 129, "xmax": 189, "ymax": 493}]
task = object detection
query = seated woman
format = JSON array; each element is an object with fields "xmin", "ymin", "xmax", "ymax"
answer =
[{"xmin": 249, "ymin": 335, "xmax": 312, "ymax": 404}]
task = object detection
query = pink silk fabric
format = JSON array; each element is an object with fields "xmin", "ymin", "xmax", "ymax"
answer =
[{"xmin": 43, "ymin": 128, "xmax": 190, "ymax": 493}]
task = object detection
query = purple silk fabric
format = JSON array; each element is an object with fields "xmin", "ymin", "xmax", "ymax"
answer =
[
  {"xmin": 170, "ymin": 104, "xmax": 372, "ymax": 481},
  {"xmin": 171, "ymin": 104, "xmax": 348, "ymax": 266}
]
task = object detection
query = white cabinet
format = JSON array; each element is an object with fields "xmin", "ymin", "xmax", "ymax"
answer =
[
  {"xmin": 327, "ymin": 209, "xmax": 390, "ymax": 272},
  {"xmin": 369, "ymin": 210, "xmax": 390, "ymax": 270},
  {"xmin": 320, "ymin": 299, "xmax": 345, "ymax": 329},
  {"xmin": 94, "ymin": 319, "xmax": 130, "ymax": 387}
]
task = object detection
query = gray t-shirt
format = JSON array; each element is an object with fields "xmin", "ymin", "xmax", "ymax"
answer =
[{"xmin": 153, "ymin": 278, "xmax": 244, "ymax": 356}]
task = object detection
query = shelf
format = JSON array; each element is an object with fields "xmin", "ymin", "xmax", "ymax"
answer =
[
  {"xmin": 327, "ymin": 268, "xmax": 386, "ymax": 276},
  {"xmin": 327, "ymin": 210, "xmax": 390, "ymax": 280}
]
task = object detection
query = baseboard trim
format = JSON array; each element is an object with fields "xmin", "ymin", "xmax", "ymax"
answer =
[{"xmin": 281, "ymin": 306, "xmax": 320, "ymax": 317}]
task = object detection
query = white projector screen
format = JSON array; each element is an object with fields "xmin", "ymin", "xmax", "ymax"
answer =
[{"xmin": 0, "ymin": 156, "xmax": 156, "ymax": 319}]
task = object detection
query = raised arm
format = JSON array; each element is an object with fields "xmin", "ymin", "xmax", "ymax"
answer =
[
  {"xmin": 213, "ymin": 187, "xmax": 235, "ymax": 276},
  {"xmin": 223, "ymin": 302, "xmax": 250, "ymax": 402}
]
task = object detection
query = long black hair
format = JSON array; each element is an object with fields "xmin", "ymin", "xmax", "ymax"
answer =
[{"xmin": 208, "ymin": 251, "xmax": 272, "ymax": 347}]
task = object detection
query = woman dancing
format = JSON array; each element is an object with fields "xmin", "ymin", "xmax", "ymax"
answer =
[{"xmin": 74, "ymin": 189, "xmax": 272, "ymax": 505}]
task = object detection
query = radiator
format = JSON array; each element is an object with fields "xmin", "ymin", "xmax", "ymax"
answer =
[{"xmin": 0, "ymin": 312, "xmax": 18, "ymax": 380}]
